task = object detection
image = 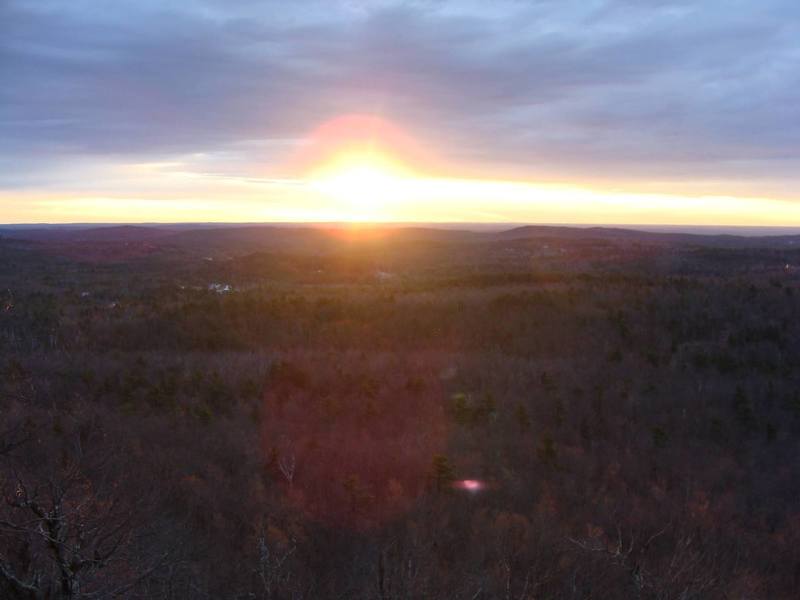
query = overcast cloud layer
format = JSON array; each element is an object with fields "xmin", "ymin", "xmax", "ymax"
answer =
[{"xmin": 2, "ymin": 0, "xmax": 800, "ymax": 201}]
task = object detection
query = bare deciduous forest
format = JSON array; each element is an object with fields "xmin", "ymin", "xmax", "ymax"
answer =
[{"xmin": 1, "ymin": 224, "xmax": 800, "ymax": 598}]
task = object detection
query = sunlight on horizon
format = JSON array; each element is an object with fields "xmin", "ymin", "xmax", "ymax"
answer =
[
  {"xmin": 307, "ymin": 149, "xmax": 414, "ymax": 221},
  {"xmin": 3, "ymin": 114, "xmax": 800, "ymax": 226},
  {"xmin": 6, "ymin": 172, "xmax": 800, "ymax": 226}
]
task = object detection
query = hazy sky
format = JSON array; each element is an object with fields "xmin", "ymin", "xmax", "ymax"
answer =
[{"xmin": 2, "ymin": 0, "xmax": 800, "ymax": 224}]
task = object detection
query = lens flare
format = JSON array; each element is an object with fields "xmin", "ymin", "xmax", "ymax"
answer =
[{"xmin": 455, "ymin": 479, "xmax": 485, "ymax": 493}]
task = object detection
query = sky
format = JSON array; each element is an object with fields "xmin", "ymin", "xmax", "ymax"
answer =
[{"xmin": 2, "ymin": 0, "xmax": 800, "ymax": 225}]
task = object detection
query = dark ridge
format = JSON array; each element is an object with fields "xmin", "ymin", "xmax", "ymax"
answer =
[{"xmin": 0, "ymin": 224, "xmax": 175, "ymax": 242}]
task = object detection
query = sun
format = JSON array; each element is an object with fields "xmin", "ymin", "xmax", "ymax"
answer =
[{"xmin": 308, "ymin": 150, "xmax": 413, "ymax": 220}]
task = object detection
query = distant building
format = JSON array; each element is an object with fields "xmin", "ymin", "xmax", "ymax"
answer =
[{"xmin": 208, "ymin": 283, "xmax": 233, "ymax": 294}]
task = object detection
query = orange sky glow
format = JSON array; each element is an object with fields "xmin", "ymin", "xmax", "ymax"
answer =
[{"xmin": 3, "ymin": 114, "xmax": 800, "ymax": 226}]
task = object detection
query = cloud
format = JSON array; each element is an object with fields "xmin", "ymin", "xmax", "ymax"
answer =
[{"xmin": 1, "ymin": 0, "xmax": 799, "ymax": 195}]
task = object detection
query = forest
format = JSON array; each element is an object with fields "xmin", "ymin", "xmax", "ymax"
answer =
[{"xmin": 1, "ymin": 224, "xmax": 799, "ymax": 599}]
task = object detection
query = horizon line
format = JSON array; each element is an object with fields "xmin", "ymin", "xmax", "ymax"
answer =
[{"xmin": 4, "ymin": 220, "xmax": 800, "ymax": 237}]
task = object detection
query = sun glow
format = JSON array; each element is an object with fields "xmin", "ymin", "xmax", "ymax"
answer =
[
  {"xmin": 308, "ymin": 150, "xmax": 416, "ymax": 220},
  {"xmin": 15, "ymin": 112, "xmax": 800, "ymax": 225},
  {"xmin": 297, "ymin": 146, "xmax": 800, "ymax": 225}
]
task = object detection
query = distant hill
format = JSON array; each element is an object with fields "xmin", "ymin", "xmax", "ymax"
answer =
[
  {"xmin": 493, "ymin": 225, "xmax": 800, "ymax": 248},
  {"xmin": 0, "ymin": 225, "xmax": 175, "ymax": 242},
  {"xmin": 3, "ymin": 223, "xmax": 800, "ymax": 259}
]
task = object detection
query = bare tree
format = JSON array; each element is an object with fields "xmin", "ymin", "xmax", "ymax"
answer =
[
  {"xmin": 276, "ymin": 437, "xmax": 296, "ymax": 487},
  {"xmin": 0, "ymin": 417, "xmax": 167, "ymax": 599},
  {"xmin": 567, "ymin": 524, "xmax": 719, "ymax": 599},
  {"xmin": 253, "ymin": 526, "xmax": 296, "ymax": 600}
]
